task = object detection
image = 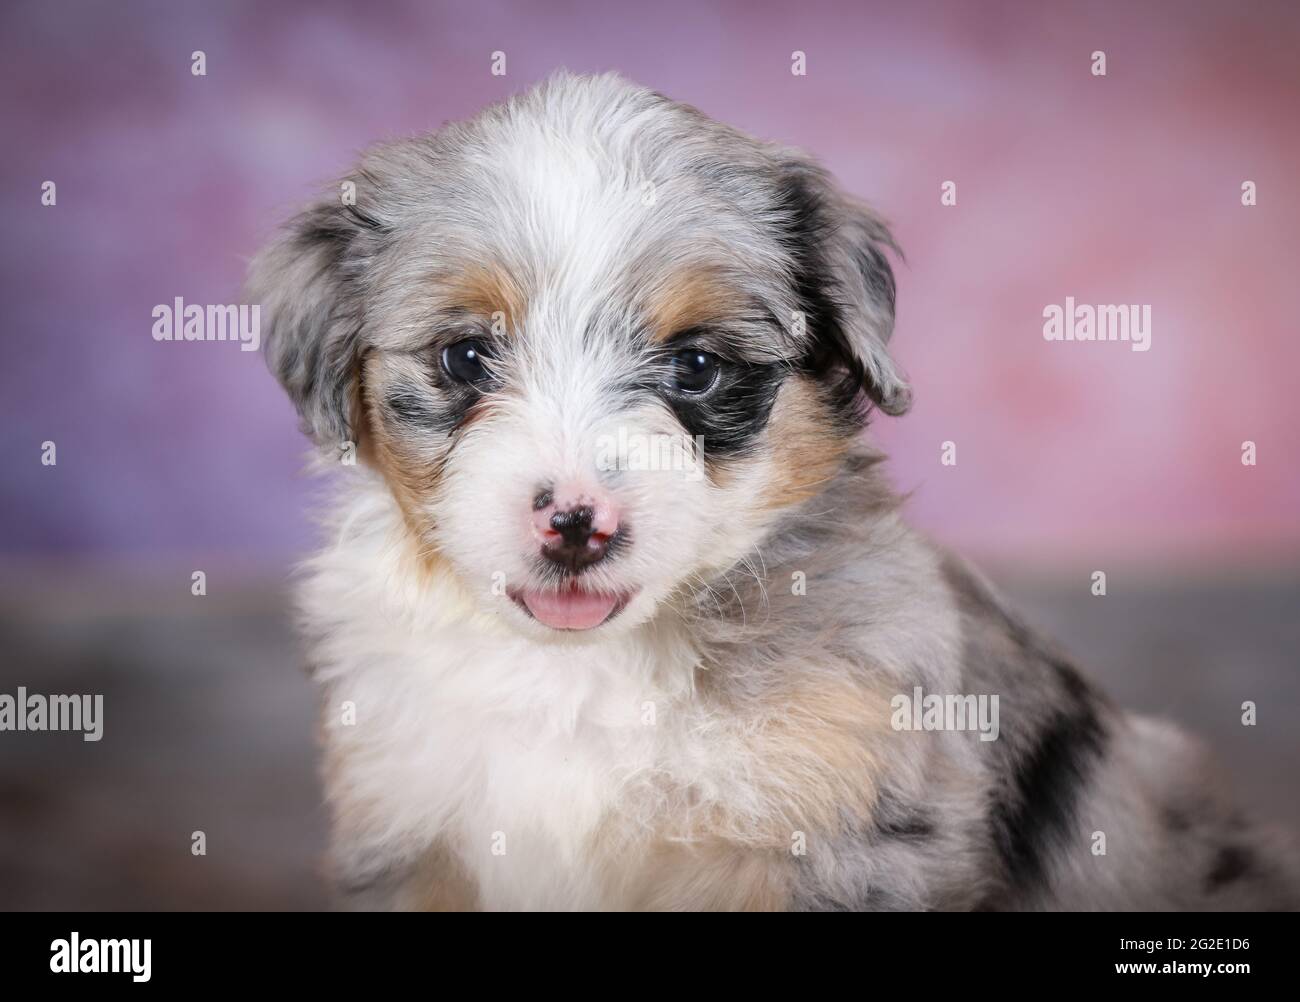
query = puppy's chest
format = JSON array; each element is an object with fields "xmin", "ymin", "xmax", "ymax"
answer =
[
  {"xmin": 449, "ymin": 711, "xmax": 662, "ymax": 910},
  {"xmin": 328, "ymin": 628, "xmax": 706, "ymax": 909}
]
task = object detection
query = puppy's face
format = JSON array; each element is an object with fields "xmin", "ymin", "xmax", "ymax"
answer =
[{"xmin": 250, "ymin": 74, "xmax": 909, "ymax": 637}]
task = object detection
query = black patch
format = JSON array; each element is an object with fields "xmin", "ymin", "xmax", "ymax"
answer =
[
  {"xmin": 873, "ymin": 792, "xmax": 935, "ymax": 842},
  {"xmin": 295, "ymin": 218, "xmax": 357, "ymax": 252},
  {"xmin": 770, "ymin": 166, "xmax": 895, "ymax": 424},
  {"xmin": 382, "ymin": 371, "xmax": 480, "ymax": 437},
  {"xmin": 988, "ymin": 678, "xmax": 1106, "ymax": 893},
  {"xmin": 658, "ymin": 358, "xmax": 785, "ymax": 459},
  {"xmin": 627, "ymin": 320, "xmax": 788, "ymax": 461},
  {"xmin": 343, "ymin": 201, "xmax": 388, "ymax": 234},
  {"xmin": 1205, "ymin": 844, "xmax": 1254, "ymax": 892},
  {"xmin": 384, "ymin": 388, "xmax": 442, "ymax": 427},
  {"xmin": 941, "ymin": 555, "xmax": 1112, "ymax": 898},
  {"xmin": 770, "ymin": 170, "xmax": 864, "ymax": 418}
]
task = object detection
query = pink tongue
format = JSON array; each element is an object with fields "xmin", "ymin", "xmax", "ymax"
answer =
[{"xmin": 522, "ymin": 588, "xmax": 620, "ymax": 630}]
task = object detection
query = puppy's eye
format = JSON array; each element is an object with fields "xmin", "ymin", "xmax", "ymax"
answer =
[
  {"xmin": 668, "ymin": 348, "xmax": 719, "ymax": 394},
  {"xmin": 442, "ymin": 339, "xmax": 492, "ymax": 384}
]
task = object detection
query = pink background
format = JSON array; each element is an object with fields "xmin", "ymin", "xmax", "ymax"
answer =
[{"xmin": 3, "ymin": 0, "xmax": 1298, "ymax": 573}]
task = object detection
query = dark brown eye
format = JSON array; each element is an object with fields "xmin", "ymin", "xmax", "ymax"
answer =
[
  {"xmin": 668, "ymin": 348, "xmax": 719, "ymax": 393},
  {"xmin": 442, "ymin": 339, "xmax": 491, "ymax": 384}
]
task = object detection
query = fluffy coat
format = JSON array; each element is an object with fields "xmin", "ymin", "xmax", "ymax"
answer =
[{"xmin": 248, "ymin": 72, "xmax": 1297, "ymax": 910}]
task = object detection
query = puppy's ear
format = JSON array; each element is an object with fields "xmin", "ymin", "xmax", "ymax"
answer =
[
  {"xmin": 776, "ymin": 159, "xmax": 911, "ymax": 416},
  {"xmin": 245, "ymin": 190, "xmax": 389, "ymax": 449}
]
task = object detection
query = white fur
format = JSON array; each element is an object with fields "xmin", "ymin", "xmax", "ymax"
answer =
[{"xmin": 301, "ymin": 472, "xmax": 764, "ymax": 909}]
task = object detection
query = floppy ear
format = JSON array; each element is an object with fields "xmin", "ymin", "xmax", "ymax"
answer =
[
  {"xmin": 245, "ymin": 192, "xmax": 389, "ymax": 449},
  {"xmin": 776, "ymin": 159, "xmax": 911, "ymax": 417}
]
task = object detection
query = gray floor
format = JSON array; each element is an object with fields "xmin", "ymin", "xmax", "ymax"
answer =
[{"xmin": 1, "ymin": 567, "xmax": 1296, "ymax": 910}]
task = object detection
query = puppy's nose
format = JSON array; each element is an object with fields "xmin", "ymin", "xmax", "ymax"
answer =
[
  {"xmin": 550, "ymin": 505, "xmax": 599, "ymax": 549},
  {"xmin": 531, "ymin": 485, "xmax": 620, "ymax": 573}
]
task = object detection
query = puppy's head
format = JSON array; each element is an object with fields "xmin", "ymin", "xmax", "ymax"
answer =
[{"xmin": 248, "ymin": 72, "xmax": 907, "ymax": 637}]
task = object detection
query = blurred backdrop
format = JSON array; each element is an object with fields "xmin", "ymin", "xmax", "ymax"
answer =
[{"xmin": 1, "ymin": 0, "xmax": 1297, "ymax": 909}]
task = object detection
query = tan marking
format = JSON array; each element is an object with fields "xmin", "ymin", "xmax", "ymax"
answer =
[
  {"xmin": 758, "ymin": 376, "xmax": 851, "ymax": 510},
  {"xmin": 442, "ymin": 263, "xmax": 528, "ymax": 334},
  {"xmin": 594, "ymin": 664, "xmax": 895, "ymax": 909},
  {"xmin": 358, "ymin": 354, "xmax": 452, "ymax": 580},
  {"xmin": 399, "ymin": 842, "xmax": 480, "ymax": 911},
  {"xmin": 627, "ymin": 841, "xmax": 791, "ymax": 911},
  {"xmin": 646, "ymin": 267, "xmax": 751, "ymax": 343},
  {"xmin": 703, "ymin": 670, "xmax": 888, "ymax": 846}
]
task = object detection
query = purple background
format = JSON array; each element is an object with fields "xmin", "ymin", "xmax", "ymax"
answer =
[{"xmin": 3, "ymin": 0, "xmax": 1299, "ymax": 575}]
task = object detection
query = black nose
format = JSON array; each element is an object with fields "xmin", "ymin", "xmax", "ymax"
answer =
[{"xmin": 542, "ymin": 506, "xmax": 609, "ymax": 573}]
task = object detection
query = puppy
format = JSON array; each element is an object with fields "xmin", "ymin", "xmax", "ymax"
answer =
[{"xmin": 248, "ymin": 72, "xmax": 1296, "ymax": 910}]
